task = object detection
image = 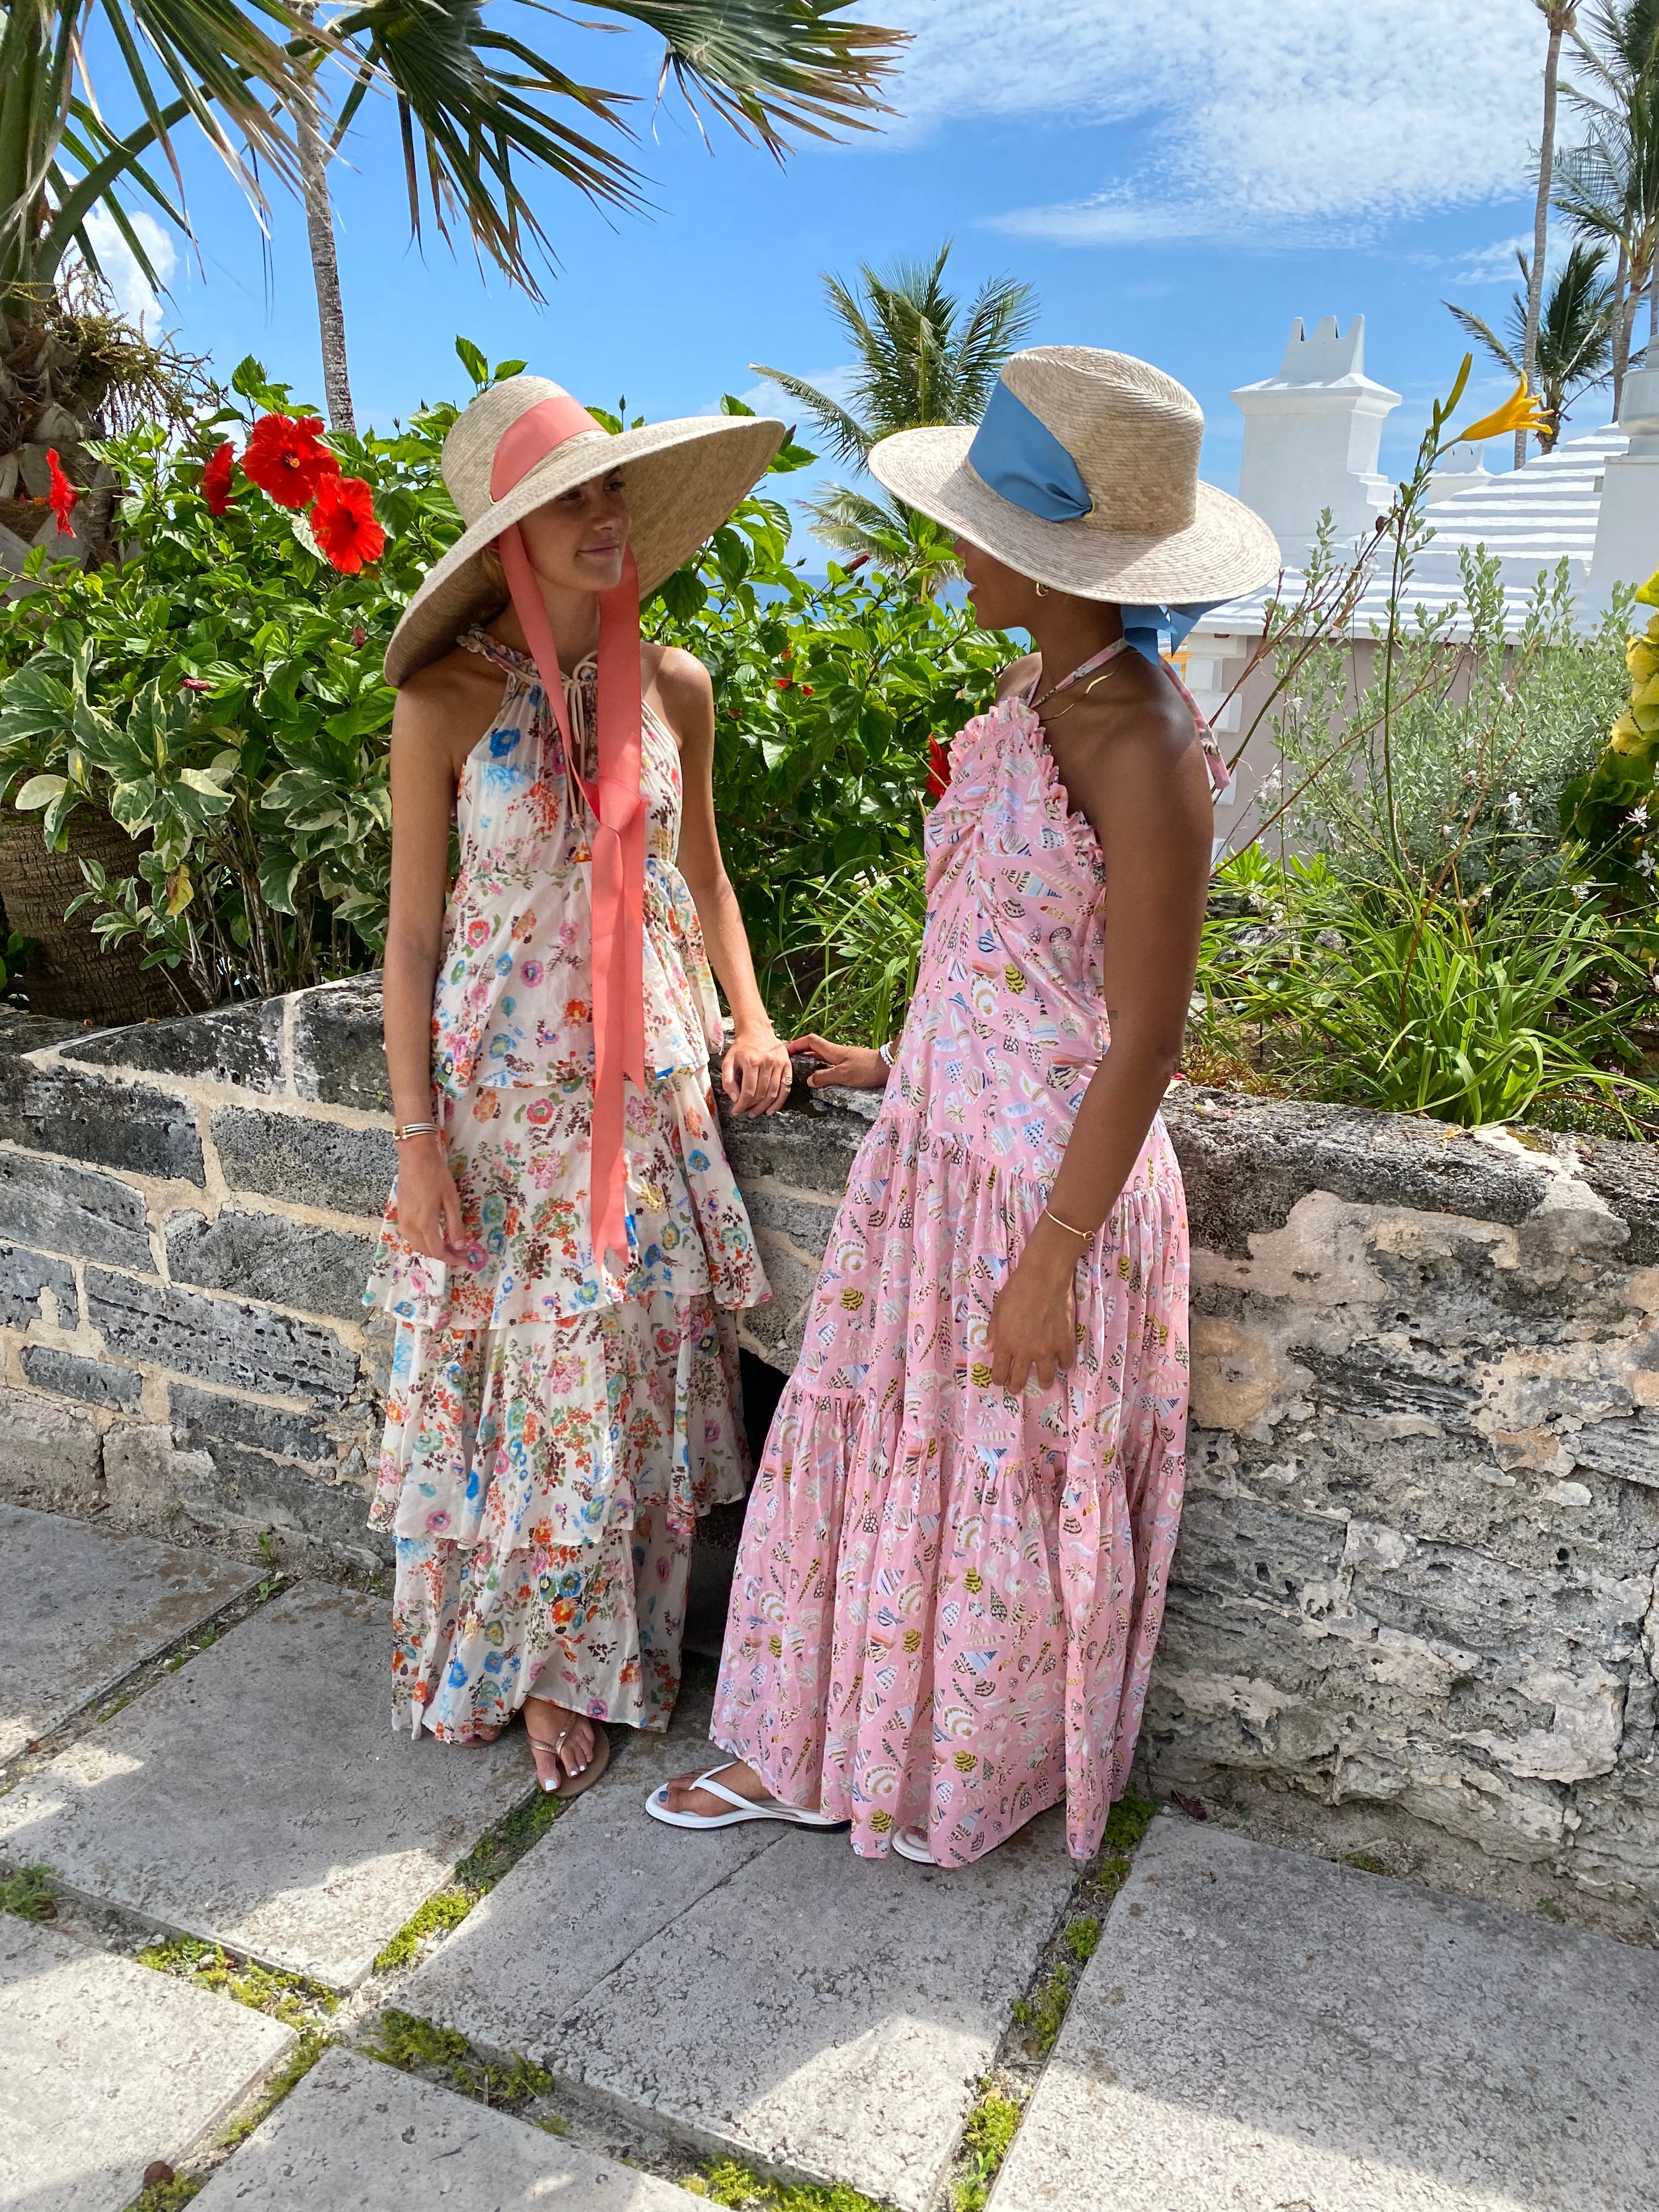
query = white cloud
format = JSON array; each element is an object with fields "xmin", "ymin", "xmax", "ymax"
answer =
[
  {"xmin": 81, "ymin": 207, "xmax": 178, "ymax": 326},
  {"xmin": 870, "ymin": 0, "xmax": 1563, "ymax": 243},
  {"xmin": 1447, "ymin": 228, "xmax": 1575, "ymax": 284}
]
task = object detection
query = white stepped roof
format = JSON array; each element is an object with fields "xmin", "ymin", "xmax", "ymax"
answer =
[{"xmin": 1201, "ymin": 425, "xmax": 1628, "ymax": 640}]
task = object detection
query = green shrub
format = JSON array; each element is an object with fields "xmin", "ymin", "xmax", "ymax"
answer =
[{"xmin": 1195, "ymin": 853, "xmax": 1659, "ymax": 1133}]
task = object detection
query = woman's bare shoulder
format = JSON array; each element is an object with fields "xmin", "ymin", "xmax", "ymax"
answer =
[
  {"xmin": 392, "ymin": 643, "xmax": 506, "ymax": 771},
  {"xmin": 643, "ymin": 641, "xmax": 713, "ymax": 743},
  {"xmin": 995, "ymin": 653, "xmax": 1040, "ymax": 702}
]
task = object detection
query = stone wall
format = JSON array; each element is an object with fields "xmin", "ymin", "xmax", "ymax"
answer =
[{"xmin": 1, "ymin": 981, "xmax": 1655, "ymax": 1912}]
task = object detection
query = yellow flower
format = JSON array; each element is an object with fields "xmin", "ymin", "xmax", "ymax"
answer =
[
  {"xmin": 1609, "ymin": 711, "xmax": 1647, "ymax": 755},
  {"xmin": 1634, "ymin": 564, "xmax": 1659, "ymax": 609},
  {"xmin": 1634, "ymin": 671, "xmax": 1659, "ymax": 713},
  {"xmin": 1446, "ymin": 373, "xmax": 1550, "ymax": 445},
  {"xmin": 1628, "ymin": 635, "xmax": 1659, "ymax": 685},
  {"xmin": 964, "ymin": 1567, "xmax": 984, "ymax": 1594},
  {"xmin": 840, "ymin": 1286, "xmax": 865, "ymax": 1311}
]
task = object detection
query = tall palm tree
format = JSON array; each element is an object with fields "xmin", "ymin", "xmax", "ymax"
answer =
[
  {"xmin": 1445, "ymin": 241, "xmax": 1615, "ymax": 449},
  {"xmin": 1521, "ymin": 4, "xmax": 1581, "ymax": 468},
  {"xmin": 0, "ymin": 1, "xmax": 904, "ymax": 467},
  {"xmin": 1556, "ymin": 0, "xmax": 1659, "ymax": 410},
  {"xmin": 749, "ymin": 240, "xmax": 1038, "ymax": 567}
]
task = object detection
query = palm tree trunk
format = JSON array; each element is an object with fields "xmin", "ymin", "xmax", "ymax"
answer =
[
  {"xmin": 1521, "ymin": 11, "xmax": 1571, "ymax": 470},
  {"xmin": 1611, "ymin": 241, "xmax": 1631, "ymax": 417},
  {"xmin": 294, "ymin": 15, "xmax": 354, "ymax": 436}
]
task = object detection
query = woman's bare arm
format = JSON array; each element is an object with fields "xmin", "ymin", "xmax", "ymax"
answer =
[
  {"xmin": 986, "ymin": 663, "xmax": 1212, "ymax": 1391},
  {"xmin": 652, "ymin": 647, "xmax": 791, "ymax": 1116}
]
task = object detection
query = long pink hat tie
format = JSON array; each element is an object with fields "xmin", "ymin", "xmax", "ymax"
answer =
[{"xmin": 490, "ymin": 397, "xmax": 646, "ymax": 1275}]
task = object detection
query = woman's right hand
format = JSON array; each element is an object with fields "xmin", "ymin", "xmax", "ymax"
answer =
[
  {"xmin": 396, "ymin": 1133, "xmax": 466, "ymax": 1260},
  {"xmin": 788, "ymin": 1034, "xmax": 891, "ymax": 1090}
]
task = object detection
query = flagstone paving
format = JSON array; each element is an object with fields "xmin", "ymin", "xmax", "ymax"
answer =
[
  {"xmin": 402, "ymin": 1698, "xmax": 1080, "ymax": 2212},
  {"xmin": 0, "ymin": 1911, "xmax": 294, "ymax": 2212},
  {"xmin": 986, "ymin": 1812, "xmax": 1659, "ymax": 2212},
  {"xmin": 0, "ymin": 1500, "xmax": 257, "ymax": 1762},
  {"xmin": 189, "ymin": 2047, "xmax": 707, "ymax": 2210},
  {"xmin": 0, "ymin": 1582, "xmax": 537, "ymax": 1989},
  {"xmin": 3, "ymin": 1506, "xmax": 1657, "ymax": 2212}
]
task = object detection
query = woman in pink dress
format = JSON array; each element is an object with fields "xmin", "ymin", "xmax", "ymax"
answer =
[{"xmin": 650, "ymin": 347, "xmax": 1278, "ymax": 1866}]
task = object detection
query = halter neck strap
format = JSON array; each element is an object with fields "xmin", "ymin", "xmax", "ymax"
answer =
[{"xmin": 1021, "ymin": 639, "xmax": 1131, "ymax": 706}]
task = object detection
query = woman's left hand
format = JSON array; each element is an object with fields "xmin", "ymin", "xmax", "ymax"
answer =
[
  {"xmin": 722, "ymin": 1029, "xmax": 793, "ymax": 1117},
  {"xmin": 986, "ymin": 1220, "xmax": 1082, "ymax": 1393}
]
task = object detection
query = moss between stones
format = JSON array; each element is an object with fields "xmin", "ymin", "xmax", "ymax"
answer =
[
  {"xmin": 951, "ymin": 2086, "xmax": 1023, "ymax": 2212},
  {"xmin": 126, "ymin": 2175, "xmax": 204, "ymax": 2211},
  {"xmin": 684, "ymin": 2160, "xmax": 890, "ymax": 2210},
  {"xmin": 370, "ymin": 1779, "xmax": 567, "ymax": 1974},
  {"xmin": 360, "ymin": 2005, "xmax": 556, "ymax": 2112},
  {"xmin": 135, "ymin": 1936, "xmax": 338, "ymax": 2031},
  {"xmin": 1011, "ymin": 1795, "xmax": 1154, "ymax": 2057},
  {"xmin": 0, "ymin": 1864, "xmax": 57, "ymax": 1921},
  {"xmin": 122, "ymin": 2032, "xmax": 334, "ymax": 2210}
]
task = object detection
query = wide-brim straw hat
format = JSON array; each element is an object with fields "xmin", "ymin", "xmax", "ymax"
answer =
[
  {"xmin": 386, "ymin": 375, "xmax": 785, "ymax": 686},
  {"xmin": 867, "ymin": 345, "xmax": 1279, "ymax": 606}
]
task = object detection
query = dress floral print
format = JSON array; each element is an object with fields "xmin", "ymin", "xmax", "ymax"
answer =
[
  {"xmin": 365, "ymin": 633, "xmax": 766, "ymax": 1741},
  {"xmin": 713, "ymin": 652, "xmax": 1194, "ymax": 1868}
]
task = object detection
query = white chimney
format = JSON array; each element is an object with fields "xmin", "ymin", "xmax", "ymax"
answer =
[
  {"xmin": 1426, "ymin": 441, "xmax": 1493, "ymax": 504},
  {"xmin": 1585, "ymin": 367, "xmax": 1659, "ymax": 614},
  {"xmin": 1232, "ymin": 316, "xmax": 1401, "ymax": 564}
]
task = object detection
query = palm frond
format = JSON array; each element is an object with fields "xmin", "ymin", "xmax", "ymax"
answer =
[
  {"xmin": 592, "ymin": 0, "xmax": 902, "ymax": 153},
  {"xmin": 747, "ymin": 361, "xmax": 870, "ymax": 465},
  {"xmin": 1443, "ymin": 300, "xmax": 1520, "ymax": 379}
]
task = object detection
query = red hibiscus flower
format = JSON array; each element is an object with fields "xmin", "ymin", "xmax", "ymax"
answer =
[
  {"xmin": 309, "ymin": 473, "xmax": 385, "ymax": 573},
  {"xmin": 241, "ymin": 413, "xmax": 338, "ymax": 510},
  {"xmin": 201, "ymin": 441, "xmax": 236, "ymax": 516},
  {"xmin": 45, "ymin": 449, "xmax": 77, "ymax": 538},
  {"xmin": 926, "ymin": 735, "xmax": 952, "ymax": 802}
]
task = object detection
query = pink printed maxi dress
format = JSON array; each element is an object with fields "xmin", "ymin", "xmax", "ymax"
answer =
[
  {"xmin": 712, "ymin": 647, "xmax": 1195, "ymax": 1867},
  {"xmin": 365, "ymin": 635, "xmax": 765, "ymax": 1743}
]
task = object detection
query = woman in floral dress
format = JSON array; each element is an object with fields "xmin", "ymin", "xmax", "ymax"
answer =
[
  {"xmin": 366, "ymin": 375, "xmax": 792, "ymax": 1794},
  {"xmin": 653, "ymin": 347, "xmax": 1279, "ymax": 1864}
]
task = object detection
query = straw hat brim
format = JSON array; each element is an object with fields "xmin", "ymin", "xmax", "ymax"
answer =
[
  {"xmin": 867, "ymin": 425, "xmax": 1281, "ymax": 605},
  {"xmin": 385, "ymin": 413, "xmax": 785, "ymax": 687}
]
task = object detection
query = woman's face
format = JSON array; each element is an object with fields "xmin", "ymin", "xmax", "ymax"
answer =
[
  {"xmin": 956, "ymin": 535, "xmax": 1042, "ymax": 632},
  {"xmin": 518, "ymin": 468, "xmax": 630, "ymax": 593}
]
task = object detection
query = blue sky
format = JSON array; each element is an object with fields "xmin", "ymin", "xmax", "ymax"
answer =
[{"xmin": 90, "ymin": 0, "xmax": 1587, "ymax": 516}]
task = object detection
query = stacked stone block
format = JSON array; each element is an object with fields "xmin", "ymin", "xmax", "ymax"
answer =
[{"xmin": 0, "ymin": 979, "xmax": 392, "ymax": 1575}]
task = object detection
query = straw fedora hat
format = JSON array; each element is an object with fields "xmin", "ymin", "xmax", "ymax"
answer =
[
  {"xmin": 867, "ymin": 346, "xmax": 1278, "ymax": 606},
  {"xmin": 385, "ymin": 376, "xmax": 786, "ymax": 686}
]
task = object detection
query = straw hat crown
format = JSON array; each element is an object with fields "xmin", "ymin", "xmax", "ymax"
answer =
[
  {"xmin": 439, "ymin": 375, "xmax": 611, "ymax": 523},
  {"xmin": 867, "ymin": 344, "xmax": 1278, "ymax": 607},
  {"xmin": 1002, "ymin": 348, "xmax": 1201, "ymax": 534}
]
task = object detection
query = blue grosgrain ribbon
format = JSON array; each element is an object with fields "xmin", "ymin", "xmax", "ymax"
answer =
[
  {"xmin": 967, "ymin": 379, "xmax": 1094, "ymax": 522},
  {"xmin": 1120, "ymin": 604, "xmax": 1218, "ymax": 665}
]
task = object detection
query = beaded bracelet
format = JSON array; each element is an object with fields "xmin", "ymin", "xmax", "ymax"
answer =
[{"xmin": 878, "ymin": 1040, "xmax": 895, "ymax": 1069}]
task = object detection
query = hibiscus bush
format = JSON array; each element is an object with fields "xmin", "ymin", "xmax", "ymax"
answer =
[
  {"xmin": 0, "ymin": 349, "xmax": 1006, "ymax": 1014},
  {"xmin": 0, "ymin": 353, "xmax": 460, "ymax": 1003}
]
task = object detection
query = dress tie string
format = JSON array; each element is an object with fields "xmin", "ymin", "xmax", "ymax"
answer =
[{"xmin": 490, "ymin": 397, "xmax": 646, "ymax": 1274}]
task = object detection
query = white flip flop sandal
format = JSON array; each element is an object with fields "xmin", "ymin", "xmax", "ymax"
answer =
[
  {"xmin": 892, "ymin": 1825, "xmax": 938, "ymax": 1865},
  {"xmin": 645, "ymin": 1764, "xmax": 845, "ymax": 1832}
]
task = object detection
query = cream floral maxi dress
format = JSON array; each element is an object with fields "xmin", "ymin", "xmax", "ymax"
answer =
[{"xmin": 365, "ymin": 633, "xmax": 766, "ymax": 1742}]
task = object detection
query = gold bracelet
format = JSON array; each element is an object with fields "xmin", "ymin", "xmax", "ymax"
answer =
[
  {"xmin": 394, "ymin": 1121, "xmax": 441, "ymax": 1143},
  {"xmin": 1042, "ymin": 1206, "xmax": 1096, "ymax": 1241}
]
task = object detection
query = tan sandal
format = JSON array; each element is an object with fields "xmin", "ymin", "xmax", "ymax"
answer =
[{"xmin": 523, "ymin": 1707, "xmax": 611, "ymax": 1799}]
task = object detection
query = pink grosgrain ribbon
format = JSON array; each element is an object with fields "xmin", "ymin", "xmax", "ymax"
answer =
[{"xmin": 490, "ymin": 397, "xmax": 646, "ymax": 1274}]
